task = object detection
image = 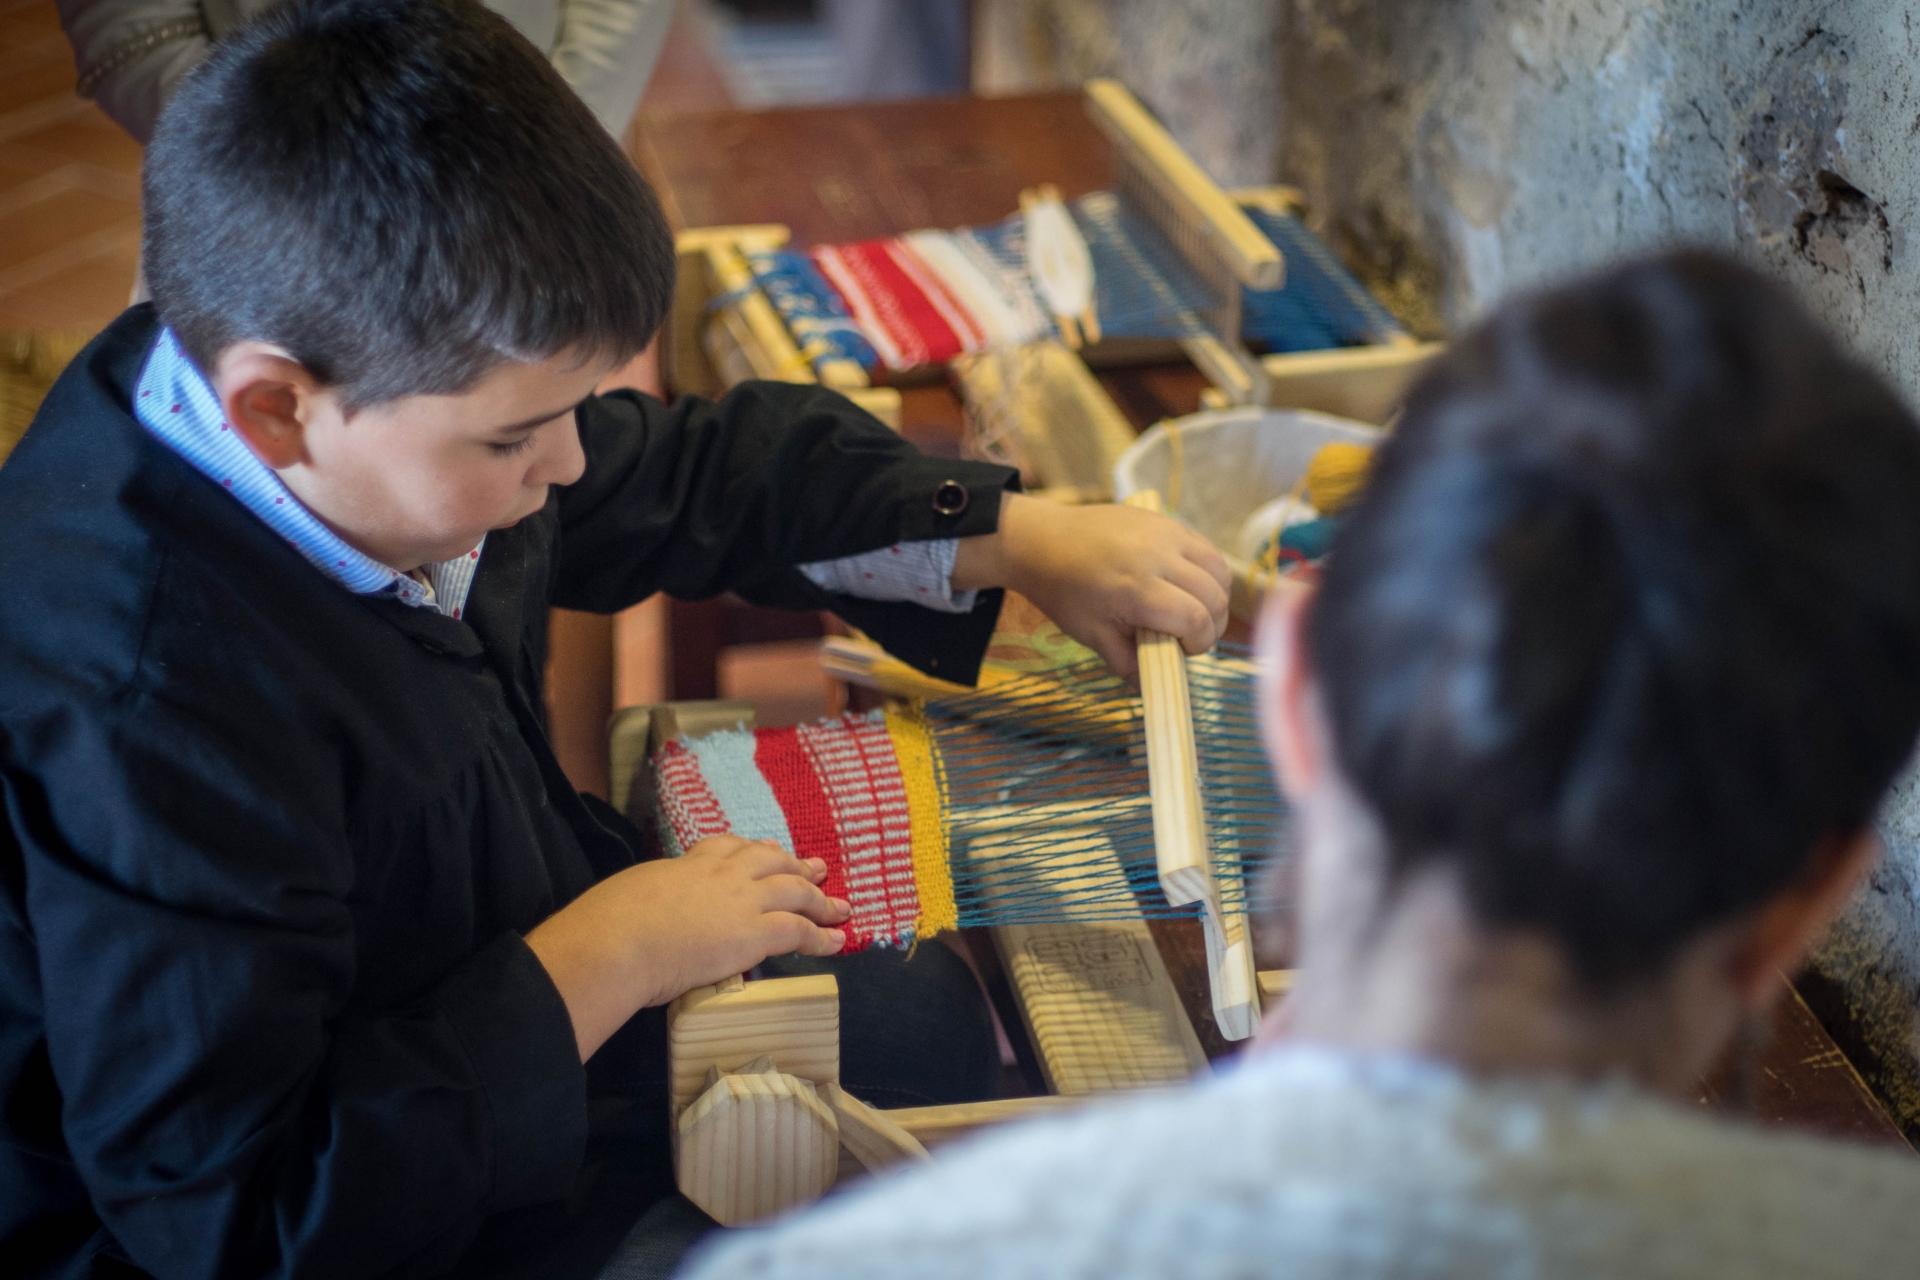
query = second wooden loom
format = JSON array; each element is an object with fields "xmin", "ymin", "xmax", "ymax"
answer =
[{"xmin": 666, "ymin": 80, "xmax": 1441, "ymax": 504}]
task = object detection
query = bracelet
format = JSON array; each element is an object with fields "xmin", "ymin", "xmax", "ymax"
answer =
[{"xmin": 75, "ymin": 16, "xmax": 210, "ymax": 99}]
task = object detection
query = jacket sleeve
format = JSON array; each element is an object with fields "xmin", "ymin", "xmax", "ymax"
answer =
[
  {"xmin": 554, "ymin": 381, "xmax": 1020, "ymax": 683},
  {"xmin": 10, "ymin": 689, "xmax": 586, "ymax": 1279}
]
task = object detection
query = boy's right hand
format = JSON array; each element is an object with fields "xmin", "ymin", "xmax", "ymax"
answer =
[{"xmin": 524, "ymin": 835, "xmax": 850, "ymax": 1061}]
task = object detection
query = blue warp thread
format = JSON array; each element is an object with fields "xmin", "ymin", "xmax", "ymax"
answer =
[{"xmin": 1239, "ymin": 206, "xmax": 1408, "ymax": 352}]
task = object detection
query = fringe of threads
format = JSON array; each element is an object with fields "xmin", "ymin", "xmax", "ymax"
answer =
[{"xmin": 885, "ymin": 701, "xmax": 956, "ymax": 940}]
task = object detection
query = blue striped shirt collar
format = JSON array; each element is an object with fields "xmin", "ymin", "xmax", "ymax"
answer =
[{"xmin": 134, "ymin": 327, "xmax": 485, "ymax": 619}]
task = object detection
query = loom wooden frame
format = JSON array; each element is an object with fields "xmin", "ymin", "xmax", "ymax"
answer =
[{"xmin": 621, "ymin": 697, "xmax": 1288, "ymax": 1223}]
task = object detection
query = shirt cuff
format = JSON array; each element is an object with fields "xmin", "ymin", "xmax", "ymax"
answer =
[{"xmin": 797, "ymin": 538, "xmax": 977, "ymax": 614}]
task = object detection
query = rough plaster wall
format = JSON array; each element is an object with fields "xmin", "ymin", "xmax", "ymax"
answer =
[
  {"xmin": 972, "ymin": 0, "xmax": 1285, "ymax": 187},
  {"xmin": 1281, "ymin": 0, "xmax": 1920, "ymax": 1136}
]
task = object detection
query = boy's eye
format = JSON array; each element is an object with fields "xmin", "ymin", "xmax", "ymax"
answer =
[{"xmin": 489, "ymin": 434, "xmax": 537, "ymax": 457}]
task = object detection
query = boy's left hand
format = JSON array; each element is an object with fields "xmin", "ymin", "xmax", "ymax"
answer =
[{"xmin": 952, "ymin": 492, "xmax": 1230, "ymax": 679}]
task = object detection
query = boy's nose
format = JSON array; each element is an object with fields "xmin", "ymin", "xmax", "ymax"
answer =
[{"xmin": 534, "ymin": 418, "xmax": 588, "ymax": 488}]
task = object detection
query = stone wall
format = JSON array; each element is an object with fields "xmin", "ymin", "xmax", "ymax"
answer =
[{"xmin": 978, "ymin": 0, "xmax": 1920, "ymax": 1135}]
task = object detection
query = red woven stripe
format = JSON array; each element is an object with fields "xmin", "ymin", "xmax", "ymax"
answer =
[
  {"xmin": 754, "ymin": 726, "xmax": 868, "ymax": 950},
  {"xmin": 883, "ymin": 238, "xmax": 987, "ymax": 351},
  {"xmin": 797, "ymin": 715, "xmax": 919, "ymax": 947},
  {"xmin": 812, "ymin": 239, "xmax": 966, "ymax": 367}
]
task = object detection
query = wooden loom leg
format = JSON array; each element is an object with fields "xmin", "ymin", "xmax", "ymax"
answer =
[
  {"xmin": 823, "ymin": 1082, "xmax": 932, "ymax": 1171},
  {"xmin": 1122, "ymin": 489, "xmax": 1260, "ymax": 1041},
  {"xmin": 667, "ymin": 975, "xmax": 845, "ymax": 1224}
]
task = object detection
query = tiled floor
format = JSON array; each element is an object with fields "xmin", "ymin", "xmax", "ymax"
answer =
[{"xmin": 0, "ymin": 0, "xmax": 143, "ymax": 334}]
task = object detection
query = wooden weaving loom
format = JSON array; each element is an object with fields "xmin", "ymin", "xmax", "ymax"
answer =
[
  {"xmin": 611, "ymin": 498, "xmax": 1284, "ymax": 1225},
  {"xmin": 667, "ymin": 80, "xmax": 1440, "ymax": 501}
]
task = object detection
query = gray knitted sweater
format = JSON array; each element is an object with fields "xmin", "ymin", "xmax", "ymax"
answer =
[{"xmin": 685, "ymin": 1044, "xmax": 1920, "ymax": 1279}]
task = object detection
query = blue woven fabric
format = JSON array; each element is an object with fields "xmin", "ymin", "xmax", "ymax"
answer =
[
  {"xmin": 743, "ymin": 248, "xmax": 882, "ymax": 373},
  {"xmin": 1240, "ymin": 206, "xmax": 1408, "ymax": 352}
]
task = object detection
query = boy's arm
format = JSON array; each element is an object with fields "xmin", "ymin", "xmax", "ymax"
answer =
[
  {"xmin": 554, "ymin": 381, "xmax": 1018, "ymax": 681},
  {"xmin": 11, "ymin": 696, "xmax": 583, "ymax": 1277}
]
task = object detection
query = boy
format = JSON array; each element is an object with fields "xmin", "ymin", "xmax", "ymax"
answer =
[
  {"xmin": 0, "ymin": 2, "xmax": 1229, "ymax": 1277},
  {"xmin": 683, "ymin": 253, "xmax": 1920, "ymax": 1279}
]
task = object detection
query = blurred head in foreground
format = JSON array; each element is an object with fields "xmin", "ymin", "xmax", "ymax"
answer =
[{"xmin": 1260, "ymin": 251, "xmax": 1920, "ymax": 1089}]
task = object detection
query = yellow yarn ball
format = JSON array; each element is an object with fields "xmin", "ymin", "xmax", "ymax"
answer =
[{"xmin": 1304, "ymin": 441, "xmax": 1375, "ymax": 516}]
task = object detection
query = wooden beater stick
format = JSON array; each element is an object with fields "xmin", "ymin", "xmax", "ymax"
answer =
[{"xmin": 1122, "ymin": 489, "xmax": 1259, "ymax": 1040}]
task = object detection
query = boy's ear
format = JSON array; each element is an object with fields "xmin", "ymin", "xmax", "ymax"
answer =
[
  {"xmin": 1727, "ymin": 829, "xmax": 1878, "ymax": 1012},
  {"xmin": 211, "ymin": 341, "xmax": 325, "ymax": 471}
]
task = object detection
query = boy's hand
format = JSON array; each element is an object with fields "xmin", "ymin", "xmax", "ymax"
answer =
[
  {"xmin": 953, "ymin": 492, "xmax": 1231, "ymax": 678},
  {"xmin": 525, "ymin": 835, "xmax": 849, "ymax": 1061}
]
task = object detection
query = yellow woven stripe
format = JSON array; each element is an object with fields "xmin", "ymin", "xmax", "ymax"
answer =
[{"xmin": 885, "ymin": 701, "xmax": 956, "ymax": 939}]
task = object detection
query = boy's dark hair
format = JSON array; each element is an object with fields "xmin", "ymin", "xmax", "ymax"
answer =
[
  {"xmin": 143, "ymin": 0, "xmax": 673, "ymax": 408},
  {"xmin": 1310, "ymin": 251, "xmax": 1920, "ymax": 988}
]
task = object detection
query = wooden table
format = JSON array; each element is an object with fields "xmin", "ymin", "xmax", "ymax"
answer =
[{"xmin": 631, "ymin": 93, "xmax": 1911, "ymax": 1153}]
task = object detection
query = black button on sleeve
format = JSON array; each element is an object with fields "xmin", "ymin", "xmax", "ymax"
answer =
[{"xmin": 932, "ymin": 480, "xmax": 970, "ymax": 516}]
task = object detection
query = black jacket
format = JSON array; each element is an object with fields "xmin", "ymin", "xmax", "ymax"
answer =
[{"xmin": 0, "ymin": 307, "xmax": 1014, "ymax": 1279}]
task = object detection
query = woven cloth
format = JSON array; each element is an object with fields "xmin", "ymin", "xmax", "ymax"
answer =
[
  {"xmin": 742, "ymin": 248, "xmax": 881, "ymax": 375},
  {"xmin": 1240, "ymin": 205, "xmax": 1408, "ymax": 351},
  {"xmin": 808, "ymin": 232, "xmax": 1050, "ymax": 370},
  {"xmin": 652, "ymin": 710, "xmax": 944, "ymax": 949},
  {"xmin": 750, "ymin": 196, "xmax": 1406, "ymax": 368}
]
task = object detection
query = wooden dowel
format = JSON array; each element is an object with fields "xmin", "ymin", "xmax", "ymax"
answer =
[
  {"xmin": 1124, "ymin": 490, "xmax": 1212, "ymax": 908},
  {"xmin": 1123, "ymin": 488, "xmax": 1258, "ymax": 1040},
  {"xmin": 880, "ymin": 1096, "xmax": 1081, "ymax": 1147}
]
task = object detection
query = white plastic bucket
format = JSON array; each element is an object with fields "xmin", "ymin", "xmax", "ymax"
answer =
[{"xmin": 1112, "ymin": 407, "xmax": 1385, "ymax": 618}]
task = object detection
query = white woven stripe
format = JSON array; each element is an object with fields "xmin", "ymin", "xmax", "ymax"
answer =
[
  {"xmin": 811, "ymin": 244, "xmax": 918, "ymax": 369},
  {"xmin": 797, "ymin": 712, "xmax": 918, "ymax": 938},
  {"xmin": 883, "ymin": 237, "xmax": 986, "ymax": 352},
  {"xmin": 686, "ymin": 728, "xmax": 795, "ymax": 853},
  {"xmin": 653, "ymin": 743, "xmax": 732, "ymax": 858},
  {"xmin": 904, "ymin": 229, "xmax": 1047, "ymax": 348}
]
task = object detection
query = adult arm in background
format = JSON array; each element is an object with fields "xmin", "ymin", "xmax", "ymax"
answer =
[
  {"xmin": 546, "ymin": 0, "xmax": 676, "ymax": 139},
  {"xmin": 56, "ymin": 0, "xmax": 675, "ymax": 145},
  {"xmin": 56, "ymin": 0, "xmax": 212, "ymax": 144}
]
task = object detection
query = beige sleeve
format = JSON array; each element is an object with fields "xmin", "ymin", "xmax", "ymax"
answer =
[
  {"xmin": 56, "ymin": 0, "xmax": 218, "ymax": 144},
  {"xmin": 545, "ymin": 0, "xmax": 677, "ymax": 138}
]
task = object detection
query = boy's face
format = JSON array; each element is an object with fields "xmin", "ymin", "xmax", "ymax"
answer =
[{"xmin": 218, "ymin": 344, "xmax": 619, "ymax": 572}]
